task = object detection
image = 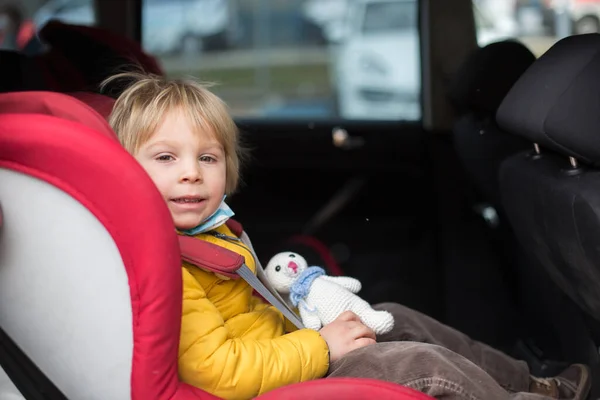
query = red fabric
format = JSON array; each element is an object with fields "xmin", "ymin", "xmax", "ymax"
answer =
[
  {"xmin": 0, "ymin": 113, "xmax": 434, "ymax": 400},
  {"xmin": 255, "ymin": 378, "xmax": 434, "ymax": 399},
  {"xmin": 0, "ymin": 91, "xmax": 116, "ymax": 140},
  {"xmin": 174, "ymin": 383, "xmax": 221, "ymax": 400},
  {"xmin": 0, "ymin": 114, "xmax": 186, "ymax": 400},
  {"xmin": 225, "ymin": 219, "xmax": 244, "ymax": 237},
  {"xmin": 68, "ymin": 92, "xmax": 115, "ymax": 121},
  {"xmin": 16, "ymin": 19, "xmax": 35, "ymax": 50},
  {"xmin": 179, "ymin": 236, "xmax": 243, "ymax": 279}
]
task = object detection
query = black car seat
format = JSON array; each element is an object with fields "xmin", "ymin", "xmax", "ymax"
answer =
[
  {"xmin": 0, "ymin": 50, "xmax": 49, "ymax": 92},
  {"xmin": 497, "ymin": 33, "xmax": 600, "ymax": 393},
  {"xmin": 450, "ymin": 40, "xmax": 534, "ymax": 214},
  {"xmin": 448, "ymin": 41, "xmax": 534, "ymax": 308},
  {"xmin": 445, "ymin": 41, "xmax": 571, "ymax": 369}
]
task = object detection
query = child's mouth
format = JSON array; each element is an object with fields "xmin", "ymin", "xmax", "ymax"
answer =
[
  {"xmin": 172, "ymin": 197, "xmax": 203, "ymax": 203},
  {"xmin": 171, "ymin": 197, "xmax": 205, "ymax": 209}
]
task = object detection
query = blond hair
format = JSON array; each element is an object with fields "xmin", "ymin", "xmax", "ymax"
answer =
[{"xmin": 102, "ymin": 72, "xmax": 245, "ymax": 195}]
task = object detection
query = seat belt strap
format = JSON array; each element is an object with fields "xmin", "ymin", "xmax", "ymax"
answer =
[
  {"xmin": 0, "ymin": 327, "xmax": 67, "ymax": 400},
  {"xmin": 178, "ymin": 234, "xmax": 305, "ymax": 330},
  {"xmin": 238, "ymin": 231, "xmax": 305, "ymax": 329},
  {"xmin": 237, "ymin": 265, "xmax": 304, "ymax": 329}
]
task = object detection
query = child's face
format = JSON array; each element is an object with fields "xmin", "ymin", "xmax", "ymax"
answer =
[{"xmin": 134, "ymin": 109, "xmax": 227, "ymax": 231}]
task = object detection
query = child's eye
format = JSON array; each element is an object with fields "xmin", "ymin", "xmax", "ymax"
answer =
[
  {"xmin": 199, "ymin": 155, "xmax": 217, "ymax": 163},
  {"xmin": 156, "ymin": 154, "xmax": 174, "ymax": 162}
]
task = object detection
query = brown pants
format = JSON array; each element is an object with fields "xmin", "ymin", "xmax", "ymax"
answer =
[{"xmin": 327, "ymin": 303, "xmax": 549, "ymax": 400}]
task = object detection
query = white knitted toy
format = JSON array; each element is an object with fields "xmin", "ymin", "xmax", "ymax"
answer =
[{"xmin": 264, "ymin": 252, "xmax": 394, "ymax": 335}]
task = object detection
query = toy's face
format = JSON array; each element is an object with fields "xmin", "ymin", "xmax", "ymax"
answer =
[{"xmin": 264, "ymin": 252, "xmax": 308, "ymax": 293}]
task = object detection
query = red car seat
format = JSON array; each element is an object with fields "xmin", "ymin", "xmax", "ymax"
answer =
[{"xmin": 0, "ymin": 92, "xmax": 434, "ymax": 399}]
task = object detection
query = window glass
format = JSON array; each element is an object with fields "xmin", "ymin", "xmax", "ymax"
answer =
[
  {"xmin": 362, "ymin": 1, "xmax": 417, "ymax": 33},
  {"xmin": 474, "ymin": 0, "xmax": 592, "ymax": 57},
  {"xmin": 142, "ymin": 0, "xmax": 422, "ymax": 122},
  {"xmin": 0, "ymin": 0, "xmax": 96, "ymax": 52}
]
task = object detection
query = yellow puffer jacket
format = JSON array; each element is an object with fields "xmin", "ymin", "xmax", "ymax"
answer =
[{"xmin": 178, "ymin": 223, "xmax": 330, "ymax": 399}]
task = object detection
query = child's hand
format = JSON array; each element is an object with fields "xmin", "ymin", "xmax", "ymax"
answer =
[{"xmin": 319, "ymin": 311, "xmax": 376, "ymax": 363}]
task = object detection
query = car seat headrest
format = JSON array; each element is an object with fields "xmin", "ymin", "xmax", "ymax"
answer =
[
  {"xmin": 38, "ymin": 20, "xmax": 163, "ymax": 96},
  {"xmin": 0, "ymin": 91, "xmax": 116, "ymax": 140},
  {"xmin": 450, "ymin": 40, "xmax": 536, "ymax": 116},
  {"xmin": 497, "ymin": 33, "xmax": 600, "ymax": 166}
]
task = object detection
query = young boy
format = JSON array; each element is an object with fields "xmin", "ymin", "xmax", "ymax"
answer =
[{"xmin": 105, "ymin": 72, "xmax": 591, "ymax": 400}]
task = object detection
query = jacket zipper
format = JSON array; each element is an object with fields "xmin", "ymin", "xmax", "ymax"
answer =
[{"xmin": 209, "ymin": 231, "xmax": 241, "ymax": 242}]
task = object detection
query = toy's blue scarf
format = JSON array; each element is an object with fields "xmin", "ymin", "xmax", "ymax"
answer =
[{"xmin": 290, "ymin": 267, "xmax": 326, "ymax": 307}]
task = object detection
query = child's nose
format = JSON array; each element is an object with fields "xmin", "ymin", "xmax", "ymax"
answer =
[{"xmin": 181, "ymin": 162, "xmax": 202, "ymax": 183}]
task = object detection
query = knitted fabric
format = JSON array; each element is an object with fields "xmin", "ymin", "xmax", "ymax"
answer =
[{"xmin": 289, "ymin": 267, "xmax": 326, "ymax": 307}]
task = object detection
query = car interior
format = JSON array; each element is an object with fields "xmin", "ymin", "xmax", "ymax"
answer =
[{"xmin": 0, "ymin": 0, "xmax": 599, "ymax": 398}]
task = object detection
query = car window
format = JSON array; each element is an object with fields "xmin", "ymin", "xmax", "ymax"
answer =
[
  {"xmin": 142, "ymin": 0, "xmax": 422, "ymax": 122},
  {"xmin": 362, "ymin": 1, "xmax": 417, "ymax": 34},
  {"xmin": 473, "ymin": 0, "xmax": 591, "ymax": 55},
  {"xmin": 0, "ymin": 0, "xmax": 96, "ymax": 52},
  {"xmin": 58, "ymin": 0, "xmax": 91, "ymax": 11}
]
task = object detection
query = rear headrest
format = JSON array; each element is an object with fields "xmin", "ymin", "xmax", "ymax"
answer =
[
  {"xmin": 39, "ymin": 20, "xmax": 163, "ymax": 95},
  {"xmin": 450, "ymin": 40, "xmax": 536, "ymax": 115},
  {"xmin": 34, "ymin": 48, "xmax": 87, "ymax": 92},
  {"xmin": 0, "ymin": 91, "xmax": 116, "ymax": 139},
  {"xmin": 497, "ymin": 33, "xmax": 600, "ymax": 165}
]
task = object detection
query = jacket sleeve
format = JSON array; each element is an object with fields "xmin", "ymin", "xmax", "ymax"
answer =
[{"xmin": 178, "ymin": 268, "xmax": 330, "ymax": 400}]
